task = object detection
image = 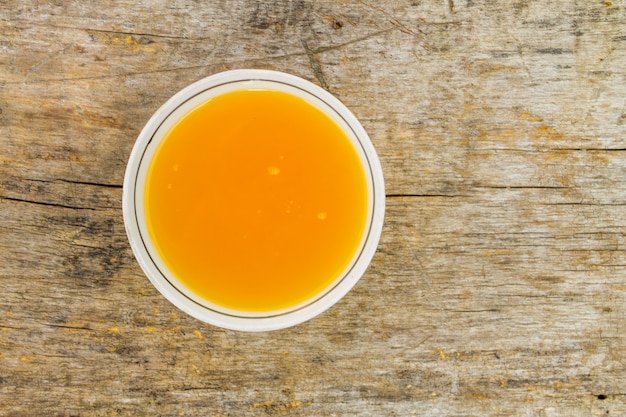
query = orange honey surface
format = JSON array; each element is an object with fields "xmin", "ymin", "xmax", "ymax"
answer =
[{"xmin": 145, "ymin": 89, "xmax": 367, "ymax": 312}]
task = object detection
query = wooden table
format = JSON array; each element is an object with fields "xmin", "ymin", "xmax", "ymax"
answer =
[{"xmin": 2, "ymin": 1, "xmax": 625, "ymax": 415}]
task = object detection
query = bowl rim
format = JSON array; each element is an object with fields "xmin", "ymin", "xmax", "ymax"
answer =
[{"xmin": 122, "ymin": 69, "xmax": 385, "ymax": 331}]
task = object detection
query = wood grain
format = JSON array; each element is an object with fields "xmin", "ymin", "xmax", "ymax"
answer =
[{"xmin": 1, "ymin": 1, "xmax": 625, "ymax": 415}]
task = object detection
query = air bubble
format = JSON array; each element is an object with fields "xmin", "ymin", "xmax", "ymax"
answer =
[
  {"xmin": 317, "ymin": 212, "xmax": 327, "ymax": 220},
  {"xmin": 268, "ymin": 166, "xmax": 280, "ymax": 175}
]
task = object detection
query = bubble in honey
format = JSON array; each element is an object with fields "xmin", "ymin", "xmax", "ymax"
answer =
[
  {"xmin": 268, "ymin": 166, "xmax": 280, "ymax": 175},
  {"xmin": 286, "ymin": 200, "xmax": 295, "ymax": 214},
  {"xmin": 317, "ymin": 212, "xmax": 327, "ymax": 220},
  {"xmin": 172, "ymin": 164, "xmax": 179, "ymax": 172}
]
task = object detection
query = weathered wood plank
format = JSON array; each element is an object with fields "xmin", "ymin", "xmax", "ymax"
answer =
[{"xmin": 1, "ymin": 0, "xmax": 625, "ymax": 416}]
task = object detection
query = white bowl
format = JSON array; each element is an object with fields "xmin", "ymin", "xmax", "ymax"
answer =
[{"xmin": 122, "ymin": 69, "xmax": 385, "ymax": 331}]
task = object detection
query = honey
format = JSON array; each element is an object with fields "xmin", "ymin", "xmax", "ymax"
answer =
[{"xmin": 144, "ymin": 89, "xmax": 368, "ymax": 312}]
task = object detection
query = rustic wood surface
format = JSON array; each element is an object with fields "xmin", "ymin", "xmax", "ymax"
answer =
[{"xmin": 1, "ymin": 1, "xmax": 626, "ymax": 415}]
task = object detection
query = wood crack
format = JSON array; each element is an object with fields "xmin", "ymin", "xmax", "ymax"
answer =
[
  {"xmin": 357, "ymin": 0, "xmax": 424, "ymax": 36},
  {"xmin": 547, "ymin": 202, "xmax": 626, "ymax": 206},
  {"xmin": 23, "ymin": 43, "xmax": 75, "ymax": 83},
  {"xmin": 302, "ymin": 39, "xmax": 329, "ymax": 91},
  {"xmin": 0, "ymin": 324, "xmax": 22, "ymax": 330},
  {"xmin": 26, "ymin": 177, "xmax": 123, "ymax": 189},
  {"xmin": 475, "ymin": 185, "xmax": 570, "ymax": 190},
  {"xmin": 14, "ymin": 22, "xmax": 213, "ymax": 41},
  {"xmin": 386, "ymin": 193, "xmax": 469, "ymax": 198},
  {"xmin": 311, "ymin": 28, "xmax": 394, "ymax": 54},
  {"xmin": 86, "ymin": 27, "xmax": 210, "ymax": 41},
  {"xmin": 553, "ymin": 148, "xmax": 626, "ymax": 152},
  {"xmin": 0, "ymin": 195, "xmax": 97, "ymax": 211},
  {"xmin": 45, "ymin": 323, "xmax": 94, "ymax": 331}
]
